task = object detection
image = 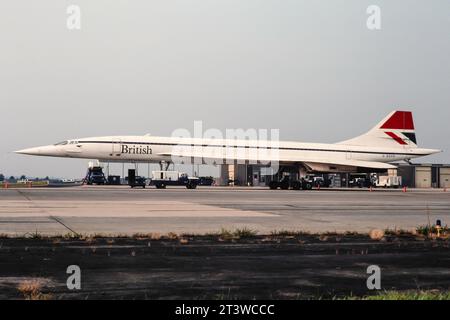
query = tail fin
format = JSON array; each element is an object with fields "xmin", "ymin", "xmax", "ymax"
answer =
[{"xmin": 338, "ymin": 111, "xmax": 418, "ymax": 148}]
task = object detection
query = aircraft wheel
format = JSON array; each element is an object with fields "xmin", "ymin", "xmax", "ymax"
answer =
[
  {"xmin": 280, "ymin": 184, "xmax": 289, "ymax": 190},
  {"xmin": 291, "ymin": 181, "xmax": 301, "ymax": 190},
  {"xmin": 187, "ymin": 183, "xmax": 197, "ymax": 189},
  {"xmin": 302, "ymin": 182, "xmax": 313, "ymax": 190},
  {"xmin": 269, "ymin": 181, "xmax": 278, "ymax": 190}
]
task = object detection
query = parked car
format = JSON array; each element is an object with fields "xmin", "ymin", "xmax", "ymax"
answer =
[{"xmin": 130, "ymin": 176, "xmax": 146, "ymax": 188}]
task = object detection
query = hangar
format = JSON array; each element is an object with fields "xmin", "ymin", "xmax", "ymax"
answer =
[{"xmin": 396, "ymin": 164, "xmax": 450, "ymax": 189}]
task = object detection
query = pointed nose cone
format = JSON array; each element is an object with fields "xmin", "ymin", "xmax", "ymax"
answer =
[
  {"xmin": 15, "ymin": 145, "xmax": 63, "ymax": 157},
  {"xmin": 15, "ymin": 147, "xmax": 42, "ymax": 156}
]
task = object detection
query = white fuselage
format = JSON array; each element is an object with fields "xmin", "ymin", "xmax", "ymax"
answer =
[{"xmin": 16, "ymin": 135, "xmax": 438, "ymax": 165}]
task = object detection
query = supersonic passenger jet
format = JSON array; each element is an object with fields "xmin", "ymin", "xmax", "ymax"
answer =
[{"xmin": 15, "ymin": 111, "xmax": 440, "ymax": 173}]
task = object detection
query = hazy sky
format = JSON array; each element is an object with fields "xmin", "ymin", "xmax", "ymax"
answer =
[{"xmin": 1, "ymin": 0, "xmax": 449, "ymax": 178}]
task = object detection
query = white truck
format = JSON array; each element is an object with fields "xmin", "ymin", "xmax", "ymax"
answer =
[
  {"xmin": 150, "ymin": 171, "xmax": 199, "ymax": 189},
  {"xmin": 375, "ymin": 175, "xmax": 402, "ymax": 188}
]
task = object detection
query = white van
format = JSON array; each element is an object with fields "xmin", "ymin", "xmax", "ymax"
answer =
[{"xmin": 375, "ymin": 176, "xmax": 402, "ymax": 188}]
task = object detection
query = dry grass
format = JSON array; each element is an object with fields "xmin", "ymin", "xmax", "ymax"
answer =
[
  {"xmin": 416, "ymin": 224, "xmax": 449, "ymax": 237},
  {"xmin": 270, "ymin": 230, "xmax": 310, "ymax": 237},
  {"xmin": 384, "ymin": 228, "xmax": 417, "ymax": 236},
  {"xmin": 233, "ymin": 227, "xmax": 257, "ymax": 238},
  {"xmin": 216, "ymin": 227, "xmax": 257, "ymax": 241},
  {"xmin": 345, "ymin": 290, "xmax": 450, "ymax": 300},
  {"xmin": 5, "ymin": 226, "xmax": 448, "ymax": 241},
  {"xmin": 150, "ymin": 233, "xmax": 162, "ymax": 240},
  {"xmin": 17, "ymin": 279, "xmax": 53, "ymax": 300},
  {"xmin": 369, "ymin": 229, "xmax": 385, "ymax": 240},
  {"xmin": 167, "ymin": 232, "xmax": 179, "ymax": 240}
]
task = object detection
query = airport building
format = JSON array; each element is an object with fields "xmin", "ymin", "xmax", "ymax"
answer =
[
  {"xmin": 216, "ymin": 163, "xmax": 450, "ymax": 189},
  {"xmin": 92, "ymin": 160, "xmax": 450, "ymax": 189},
  {"xmin": 395, "ymin": 164, "xmax": 450, "ymax": 188}
]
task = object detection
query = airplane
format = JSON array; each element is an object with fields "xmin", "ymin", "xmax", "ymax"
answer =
[{"xmin": 15, "ymin": 111, "xmax": 441, "ymax": 175}]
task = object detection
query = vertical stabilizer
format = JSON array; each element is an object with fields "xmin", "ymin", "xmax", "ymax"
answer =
[{"xmin": 338, "ymin": 111, "xmax": 418, "ymax": 148}]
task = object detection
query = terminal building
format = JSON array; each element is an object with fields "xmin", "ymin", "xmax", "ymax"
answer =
[
  {"xmin": 215, "ymin": 163, "xmax": 450, "ymax": 189},
  {"xmin": 96, "ymin": 161, "xmax": 450, "ymax": 189}
]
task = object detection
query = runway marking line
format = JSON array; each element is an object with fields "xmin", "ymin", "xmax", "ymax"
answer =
[{"xmin": 49, "ymin": 216, "xmax": 79, "ymax": 235}]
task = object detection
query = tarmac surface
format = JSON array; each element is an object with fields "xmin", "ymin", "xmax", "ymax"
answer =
[{"xmin": 0, "ymin": 186, "xmax": 449, "ymax": 236}]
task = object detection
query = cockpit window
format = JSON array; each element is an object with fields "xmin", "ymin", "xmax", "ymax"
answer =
[{"xmin": 54, "ymin": 141, "xmax": 68, "ymax": 146}]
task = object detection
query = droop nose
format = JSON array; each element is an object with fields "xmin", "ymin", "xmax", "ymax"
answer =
[{"xmin": 15, "ymin": 147, "xmax": 42, "ymax": 155}]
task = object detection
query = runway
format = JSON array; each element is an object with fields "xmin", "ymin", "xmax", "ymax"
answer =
[{"xmin": 0, "ymin": 186, "xmax": 449, "ymax": 236}]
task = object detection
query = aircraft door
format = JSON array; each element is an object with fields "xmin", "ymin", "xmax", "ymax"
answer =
[{"xmin": 112, "ymin": 139, "xmax": 122, "ymax": 157}]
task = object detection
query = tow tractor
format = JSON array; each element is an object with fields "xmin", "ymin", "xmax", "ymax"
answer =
[
  {"xmin": 150, "ymin": 171, "xmax": 199, "ymax": 189},
  {"xmin": 127, "ymin": 169, "xmax": 147, "ymax": 188},
  {"xmin": 268, "ymin": 176, "xmax": 313, "ymax": 190}
]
